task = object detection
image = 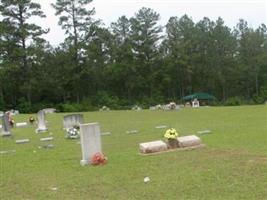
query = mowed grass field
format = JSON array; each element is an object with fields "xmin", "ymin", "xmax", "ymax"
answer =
[{"xmin": 0, "ymin": 105, "xmax": 267, "ymax": 200}]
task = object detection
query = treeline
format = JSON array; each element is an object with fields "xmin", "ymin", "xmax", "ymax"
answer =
[{"xmin": 0, "ymin": 0, "xmax": 267, "ymax": 112}]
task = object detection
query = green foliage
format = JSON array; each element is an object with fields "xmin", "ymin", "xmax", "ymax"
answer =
[
  {"xmin": 1, "ymin": 4, "xmax": 267, "ymax": 112},
  {"xmin": 92, "ymin": 91, "xmax": 120, "ymax": 108},
  {"xmin": 224, "ymin": 96, "xmax": 245, "ymax": 106},
  {"xmin": 17, "ymin": 98, "xmax": 32, "ymax": 113}
]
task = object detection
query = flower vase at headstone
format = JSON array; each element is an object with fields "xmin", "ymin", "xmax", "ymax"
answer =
[{"xmin": 80, "ymin": 122, "xmax": 102, "ymax": 166}]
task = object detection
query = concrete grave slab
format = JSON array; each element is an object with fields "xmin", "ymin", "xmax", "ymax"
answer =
[
  {"xmin": 139, "ymin": 140, "xmax": 167, "ymax": 154},
  {"xmin": 177, "ymin": 135, "xmax": 201, "ymax": 148}
]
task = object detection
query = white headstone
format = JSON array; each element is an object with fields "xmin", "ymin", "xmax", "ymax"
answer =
[
  {"xmin": 1, "ymin": 113, "xmax": 11, "ymax": 136},
  {"xmin": 139, "ymin": 140, "xmax": 167, "ymax": 154},
  {"xmin": 192, "ymin": 99, "xmax": 200, "ymax": 108},
  {"xmin": 36, "ymin": 110, "xmax": 48, "ymax": 133},
  {"xmin": 63, "ymin": 114, "xmax": 84, "ymax": 129},
  {"xmin": 80, "ymin": 123, "xmax": 102, "ymax": 166},
  {"xmin": 177, "ymin": 135, "xmax": 201, "ymax": 147}
]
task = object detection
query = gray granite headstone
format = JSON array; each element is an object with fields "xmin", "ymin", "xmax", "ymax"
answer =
[
  {"xmin": 80, "ymin": 123, "xmax": 102, "ymax": 166},
  {"xmin": 1, "ymin": 113, "xmax": 11, "ymax": 136},
  {"xmin": 63, "ymin": 114, "xmax": 84, "ymax": 129},
  {"xmin": 35, "ymin": 110, "xmax": 48, "ymax": 133}
]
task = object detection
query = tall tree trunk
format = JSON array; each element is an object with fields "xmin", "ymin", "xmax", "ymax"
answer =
[{"xmin": 255, "ymin": 74, "xmax": 259, "ymax": 96}]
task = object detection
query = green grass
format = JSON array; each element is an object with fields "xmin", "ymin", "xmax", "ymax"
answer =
[{"xmin": 1, "ymin": 105, "xmax": 267, "ymax": 200}]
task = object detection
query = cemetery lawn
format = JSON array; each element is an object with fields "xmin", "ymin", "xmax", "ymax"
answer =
[{"xmin": 1, "ymin": 105, "xmax": 267, "ymax": 200}]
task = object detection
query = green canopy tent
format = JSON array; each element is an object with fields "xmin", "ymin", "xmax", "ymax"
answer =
[{"xmin": 182, "ymin": 92, "xmax": 216, "ymax": 101}]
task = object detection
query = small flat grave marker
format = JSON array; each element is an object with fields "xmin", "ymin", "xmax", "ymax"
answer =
[
  {"xmin": 40, "ymin": 137, "xmax": 54, "ymax": 142},
  {"xmin": 0, "ymin": 150, "xmax": 16, "ymax": 154},
  {"xmin": 197, "ymin": 130, "xmax": 212, "ymax": 135},
  {"xmin": 16, "ymin": 122, "xmax": 28, "ymax": 127},
  {"xmin": 155, "ymin": 125, "xmax": 167, "ymax": 129},
  {"xmin": 126, "ymin": 130, "xmax": 139, "ymax": 134},
  {"xmin": 42, "ymin": 144, "xmax": 54, "ymax": 149},
  {"xmin": 16, "ymin": 139, "xmax": 30, "ymax": 144},
  {"xmin": 101, "ymin": 132, "xmax": 111, "ymax": 136}
]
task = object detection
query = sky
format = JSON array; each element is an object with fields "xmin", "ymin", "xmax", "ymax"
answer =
[{"xmin": 31, "ymin": 0, "xmax": 267, "ymax": 46}]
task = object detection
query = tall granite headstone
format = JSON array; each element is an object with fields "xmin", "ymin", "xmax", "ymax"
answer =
[
  {"xmin": 80, "ymin": 123, "xmax": 102, "ymax": 166},
  {"xmin": 35, "ymin": 110, "xmax": 48, "ymax": 133},
  {"xmin": 1, "ymin": 113, "xmax": 11, "ymax": 136}
]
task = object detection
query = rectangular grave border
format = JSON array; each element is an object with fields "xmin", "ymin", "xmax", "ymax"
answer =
[{"xmin": 139, "ymin": 144, "xmax": 205, "ymax": 156}]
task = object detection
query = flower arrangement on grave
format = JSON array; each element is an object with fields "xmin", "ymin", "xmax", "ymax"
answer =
[
  {"xmin": 169, "ymin": 102, "xmax": 177, "ymax": 110},
  {"xmin": 90, "ymin": 152, "xmax": 107, "ymax": 166},
  {"xmin": 66, "ymin": 125, "xmax": 80, "ymax": 139},
  {"xmin": 9, "ymin": 118, "xmax": 15, "ymax": 127},
  {"xmin": 164, "ymin": 128, "xmax": 179, "ymax": 148},
  {"xmin": 29, "ymin": 116, "xmax": 35, "ymax": 125}
]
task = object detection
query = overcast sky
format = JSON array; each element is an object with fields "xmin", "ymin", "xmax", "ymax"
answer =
[{"xmin": 31, "ymin": 0, "xmax": 267, "ymax": 46}]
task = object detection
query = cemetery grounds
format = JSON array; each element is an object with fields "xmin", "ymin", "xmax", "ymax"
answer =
[{"xmin": 0, "ymin": 105, "xmax": 266, "ymax": 199}]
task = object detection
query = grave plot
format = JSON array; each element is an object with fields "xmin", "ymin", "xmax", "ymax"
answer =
[{"xmin": 139, "ymin": 128, "xmax": 204, "ymax": 155}]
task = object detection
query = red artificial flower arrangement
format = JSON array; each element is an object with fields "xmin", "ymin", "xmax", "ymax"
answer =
[{"xmin": 90, "ymin": 152, "xmax": 107, "ymax": 166}]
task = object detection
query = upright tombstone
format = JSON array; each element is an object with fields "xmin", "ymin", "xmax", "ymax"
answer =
[
  {"xmin": 1, "ymin": 113, "xmax": 11, "ymax": 136},
  {"xmin": 63, "ymin": 114, "xmax": 84, "ymax": 130},
  {"xmin": 80, "ymin": 123, "xmax": 102, "ymax": 166},
  {"xmin": 192, "ymin": 99, "xmax": 200, "ymax": 108},
  {"xmin": 43, "ymin": 108, "xmax": 56, "ymax": 114},
  {"xmin": 35, "ymin": 110, "xmax": 48, "ymax": 133}
]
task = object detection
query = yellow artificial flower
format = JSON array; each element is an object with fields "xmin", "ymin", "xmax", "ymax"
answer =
[{"xmin": 164, "ymin": 128, "xmax": 178, "ymax": 139}]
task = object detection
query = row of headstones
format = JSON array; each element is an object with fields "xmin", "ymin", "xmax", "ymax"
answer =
[
  {"xmin": 1, "ymin": 110, "xmax": 102, "ymax": 166},
  {"xmin": 0, "ymin": 109, "xmax": 49, "ymax": 136}
]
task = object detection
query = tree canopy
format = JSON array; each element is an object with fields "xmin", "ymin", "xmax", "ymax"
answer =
[{"xmin": 0, "ymin": 1, "xmax": 267, "ymax": 112}]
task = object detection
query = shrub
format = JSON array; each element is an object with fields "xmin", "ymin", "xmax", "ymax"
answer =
[{"xmin": 225, "ymin": 96, "xmax": 244, "ymax": 106}]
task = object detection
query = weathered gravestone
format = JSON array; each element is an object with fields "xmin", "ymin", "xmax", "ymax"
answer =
[
  {"xmin": 177, "ymin": 135, "xmax": 201, "ymax": 147},
  {"xmin": 35, "ymin": 110, "xmax": 48, "ymax": 133},
  {"xmin": 63, "ymin": 114, "xmax": 84, "ymax": 129},
  {"xmin": 139, "ymin": 140, "xmax": 168, "ymax": 154},
  {"xmin": 1, "ymin": 113, "xmax": 11, "ymax": 136},
  {"xmin": 80, "ymin": 123, "xmax": 102, "ymax": 166}
]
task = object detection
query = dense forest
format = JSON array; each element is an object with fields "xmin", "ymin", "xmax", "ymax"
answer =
[{"xmin": 1, "ymin": 0, "xmax": 267, "ymax": 112}]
